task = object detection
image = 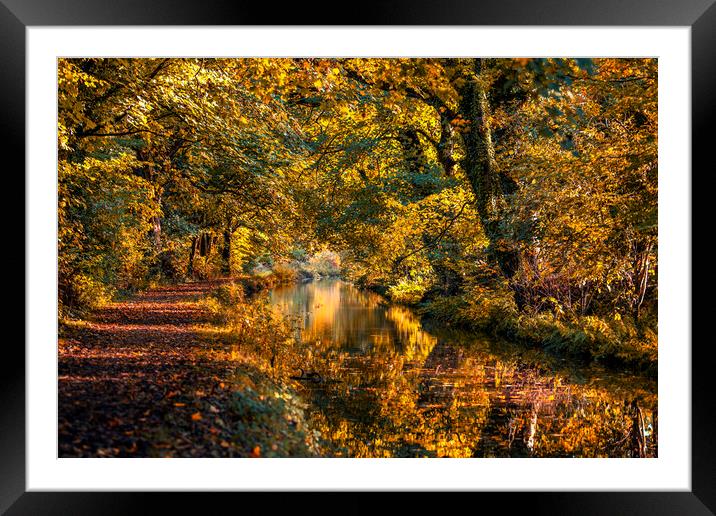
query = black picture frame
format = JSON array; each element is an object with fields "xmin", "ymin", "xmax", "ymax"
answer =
[{"xmin": 5, "ymin": 0, "xmax": 712, "ymax": 513}]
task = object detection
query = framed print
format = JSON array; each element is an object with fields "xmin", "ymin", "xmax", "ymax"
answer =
[{"xmin": 5, "ymin": 0, "xmax": 713, "ymax": 513}]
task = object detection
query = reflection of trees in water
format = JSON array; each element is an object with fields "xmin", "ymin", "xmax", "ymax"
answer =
[
  {"xmin": 273, "ymin": 281, "xmax": 407, "ymax": 354},
  {"xmin": 472, "ymin": 366, "xmax": 560, "ymax": 457},
  {"xmin": 416, "ymin": 340, "xmax": 464, "ymax": 408},
  {"xmin": 383, "ymin": 305, "xmax": 437, "ymax": 360},
  {"xmin": 300, "ymin": 349, "xmax": 656, "ymax": 458},
  {"xmin": 471, "ymin": 364, "xmax": 657, "ymax": 458},
  {"xmin": 272, "ymin": 281, "xmax": 657, "ymax": 458}
]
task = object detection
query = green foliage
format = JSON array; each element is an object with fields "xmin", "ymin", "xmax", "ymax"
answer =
[
  {"xmin": 58, "ymin": 153, "xmax": 157, "ymax": 311},
  {"xmin": 213, "ymin": 282, "xmax": 246, "ymax": 308},
  {"xmin": 63, "ymin": 274, "xmax": 114, "ymax": 315},
  {"xmin": 222, "ymin": 385, "xmax": 321, "ymax": 457},
  {"xmin": 289, "ymin": 247, "xmax": 309, "ymax": 262},
  {"xmin": 271, "ymin": 263, "xmax": 299, "ymax": 284},
  {"xmin": 387, "ymin": 277, "xmax": 430, "ymax": 305}
]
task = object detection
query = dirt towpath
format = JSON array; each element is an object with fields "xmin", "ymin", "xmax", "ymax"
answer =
[{"xmin": 59, "ymin": 280, "xmax": 244, "ymax": 457}]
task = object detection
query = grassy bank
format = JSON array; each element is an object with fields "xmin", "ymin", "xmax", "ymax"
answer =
[
  {"xmin": 58, "ymin": 272, "xmax": 323, "ymax": 457},
  {"xmin": 367, "ymin": 279, "xmax": 657, "ymax": 377},
  {"xmin": 422, "ymin": 293, "xmax": 656, "ymax": 376},
  {"xmin": 189, "ymin": 273, "xmax": 325, "ymax": 456}
]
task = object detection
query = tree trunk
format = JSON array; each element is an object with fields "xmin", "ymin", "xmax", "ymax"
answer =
[
  {"xmin": 397, "ymin": 128, "xmax": 434, "ymax": 197},
  {"xmin": 145, "ymin": 158, "xmax": 162, "ymax": 254},
  {"xmin": 632, "ymin": 239, "xmax": 653, "ymax": 321},
  {"xmin": 395, "ymin": 126, "xmax": 460, "ymax": 293},
  {"xmin": 151, "ymin": 215, "xmax": 162, "ymax": 251},
  {"xmin": 222, "ymin": 228, "xmax": 232, "ymax": 276},
  {"xmin": 458, "ymin": 59, "xmax": 502, "ymax": 228},
  {"xmin": 198, "ymin": 232, "xmax": 214, "ymax": 258},
  {"xmin": 187, "ymin": 236, "xmax": 198, "ymax": 279},
  {"xmin": 652, "ymin": 408, "xmax": 658, "ymax": 457},
  {"xmin": 629, "ymin": 399, "xmax": 647, "ymax": 458},
  {"xmin": 437, "ymin": 114, "xmax": 458, "ymax": 177},
  {"xmin": 457, "ymin": 58, "xmax": 521, "ymax": 281}
]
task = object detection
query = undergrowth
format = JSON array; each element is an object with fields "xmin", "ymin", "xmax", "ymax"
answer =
[
  {"xmin": 417, "ymin": 284, "xmax": 657, "ymax": 376},
  {"xmin": 191, "ymin": 276, "xmax": 326, "ymax": 456}
]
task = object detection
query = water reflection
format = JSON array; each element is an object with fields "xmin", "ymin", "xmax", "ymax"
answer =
[
  {"xmin": 270, "ymin": 279, "xmax": 437, "ymax": 358},
  {"xmin": 269, "ymin": 279, "xmax": 657, "ymax": 458}
]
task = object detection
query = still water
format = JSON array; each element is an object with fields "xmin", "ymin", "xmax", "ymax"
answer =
[{"xmin": 269, "ymin": 279, "xmax": 657, "ymax": 458}]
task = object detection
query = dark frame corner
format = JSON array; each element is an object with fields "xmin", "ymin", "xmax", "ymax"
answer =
[{"xmin": 6, "ymin": 0, "xmax": 713, "ymax": 513}]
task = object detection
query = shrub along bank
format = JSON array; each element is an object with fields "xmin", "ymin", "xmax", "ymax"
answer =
[
  {"xmin": 191, "ymin": 273, "xmax": 325, "ymax": 456},
  {"xmin": 367, "ymin": 278, "xmax": 657, "ymax": 377}
]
